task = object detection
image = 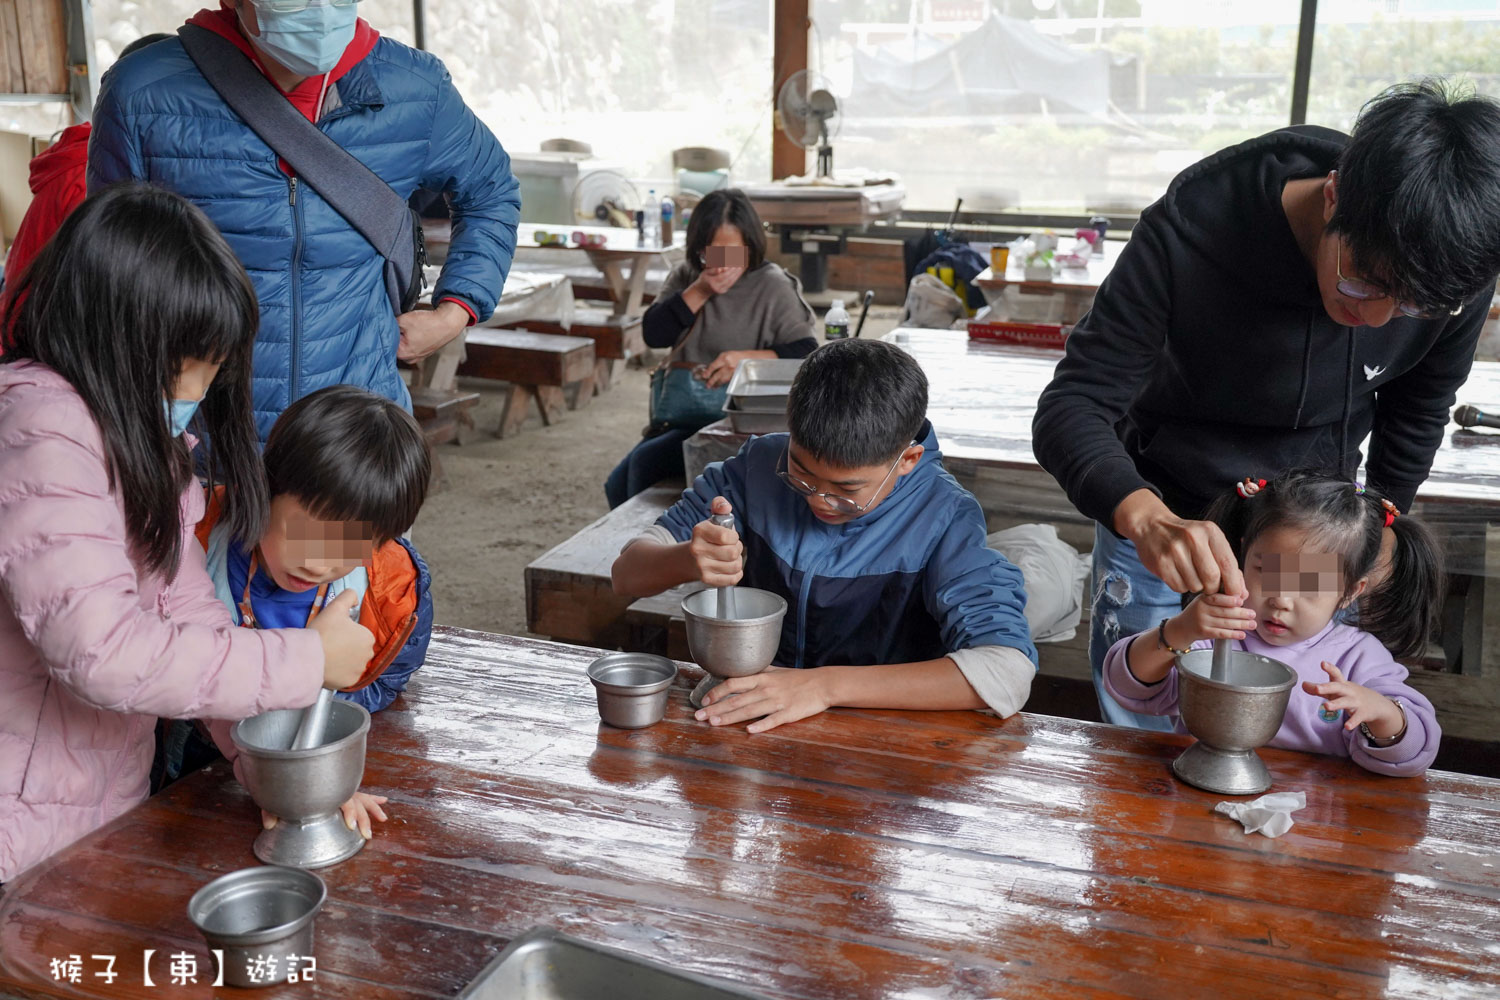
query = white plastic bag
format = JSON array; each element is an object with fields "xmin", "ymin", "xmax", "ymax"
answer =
[
  {"xmin": 988, "ymin": 523, "xmax": 1090, "ymax": 643},
  {"xmin": 902, "ymin": 272, "xmax": 966, "ymax": 329}
]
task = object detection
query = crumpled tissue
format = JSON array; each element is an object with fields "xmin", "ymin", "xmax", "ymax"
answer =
[{"xmin": 1213, "ymin": 791, "xmax": 1307, "ymax": 838}]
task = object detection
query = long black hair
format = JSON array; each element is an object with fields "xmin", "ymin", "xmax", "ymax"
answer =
[
  {"xmin": 2, "ymin": 182, "xmax": 267, "ymax": 578},
  {"xmin": 1206, "ymin": 470, "xmax": 1443, "ymax": 660},
  {"xmin": 684, "ymin": 188, "xmax": 766, "ymax": 276}
]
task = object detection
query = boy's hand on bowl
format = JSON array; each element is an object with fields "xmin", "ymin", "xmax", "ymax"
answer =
[
  {"xmin": 314, "ymin": 589, "xmax": 375, "ymax": 689},
  {"xmin": 691, "ymin": 497, "xmax": 743, "ymax": 587},
  {"xmin": 694, "ymin": 667, "xmax": 831, "ymax": 733},
  {"xmin": 259, "ymin": 791, "xmax": 390, "ymax": 840},
  {"xmin": 340, "ymin": 791, "xmax": 390, "ymax": 840}
]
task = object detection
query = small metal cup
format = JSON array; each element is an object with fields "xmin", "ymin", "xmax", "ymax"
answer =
[
  {"xmin": 587, "ymin": 653, "xmax": 678, "ymax": 729},
  {"xmin": 187, "ymin": 866, "xmax": 326, "ymax": 988}
]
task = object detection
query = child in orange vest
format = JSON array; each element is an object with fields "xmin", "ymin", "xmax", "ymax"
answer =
[{"xmin": 196, "ymin": 384, "xmax": 434, "ymax": 710}]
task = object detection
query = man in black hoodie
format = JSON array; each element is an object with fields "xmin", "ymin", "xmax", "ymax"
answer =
[{"xmin": 1033, "ymin": 80, "xmax": 1500, "ymax": 729}]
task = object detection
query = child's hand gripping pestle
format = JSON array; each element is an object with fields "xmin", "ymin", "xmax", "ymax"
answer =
[
  {"xmin": 1209, "ymin": 578, "xmax": 1238, "ymax": 683},
  {"xmin": 711, "ymin": 511, "xmax": 738, "ymax": 620},
  {"xmin": 290, "ymin": 594, "xmax": 363, "ymax": 750}
]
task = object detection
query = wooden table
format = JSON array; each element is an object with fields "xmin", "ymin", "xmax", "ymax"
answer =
[
  {"xmin": 3, "ymin": 627, "xmax": 1499, "ymax": 999},
  {"xmin": 972, "ymin": 239, "xmax": 1123, "ymax": 327},
  {"xmin": 515, "ymin": 223, "xmax": 684, "ymax": 319}
]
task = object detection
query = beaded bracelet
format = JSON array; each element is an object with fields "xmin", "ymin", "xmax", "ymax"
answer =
[{"xmin": 1157, "ymin": 618, "xmax": 1192, "ymax": 656}]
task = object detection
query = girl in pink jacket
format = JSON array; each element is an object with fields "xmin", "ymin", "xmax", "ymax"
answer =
[
  {"xmin": 1103, "ymin": 471, "xmax": 1442, "ymax": 777},
  {"xmin": 0, "ymin": 184, "xmax": 373, "ymax": 882}
]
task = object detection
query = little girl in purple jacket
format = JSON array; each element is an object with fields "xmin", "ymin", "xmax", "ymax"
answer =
[{"xmin": 1104, "ymin": 471, "xmax": 1441, "ymax": 776}]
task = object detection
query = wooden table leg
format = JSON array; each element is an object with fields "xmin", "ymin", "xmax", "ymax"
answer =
[
  {"xmin": 417, "ymin": 330, "xmax": 468, "ymax": 393},
  {"xmin": 454, "ymin": 398, "xmax": 479, "ymax": 445},
  {"xmin": 620, "ymin": 258, "xmax": 648, "ymax": 318},
  {"xmin": 534, "ymin": 385, "xmax": 567, "ymax": 427},
  {"xmin": 566, "ymin": 369, "xmax": 597, "ymax": 410},
  {"xmin": 496, "ymin": 383, "xmax": 532, "ymax": 438},
  {"xmin": 593, "ymin": 358, "xmax": 616, "ymax": 394},
  {"xmin": 593, "ymin": 254, "xmax": 629, "ymax": 314}
]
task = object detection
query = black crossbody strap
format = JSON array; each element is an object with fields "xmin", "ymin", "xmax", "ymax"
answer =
[{"xmin": 177, "ymin": 25, "xmax": 415, "ymax": 295}]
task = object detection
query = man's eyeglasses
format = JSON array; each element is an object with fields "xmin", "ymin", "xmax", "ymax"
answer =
[
  {"xmin": 777, "ymin": 443, "xmax": 914, "ymax": 516},
  {"xmin": 1335, "ymin": 243, "xmax": 1462, "ymax": 320},
  {"xmin": 252, "ymin": 0, "xmax": 360, "ymax": 12}
]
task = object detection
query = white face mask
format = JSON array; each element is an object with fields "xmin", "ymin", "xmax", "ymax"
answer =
[{"xmin": 241, "ymin": 1, "xmax": 358, "ymax": 77}]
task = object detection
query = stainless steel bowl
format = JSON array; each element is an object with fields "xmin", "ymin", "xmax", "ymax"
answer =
[
  {"xmin": 187, "ymin": 866, "xmax": 326, "ymax": 988},
  {"xmin": 587, "ymin": 653, "xmax": 678, "ymax": 729},
  {"xmin": 232, "ymin": 700, "xmax": 370, "ymax": 868},
  {"xmin": 680, "ymin": 587, "xmax": 787, "ymax": 678},
  {"xmin": 1172, "ymin": 648, "xmax": 1297, "ymax": 795}
]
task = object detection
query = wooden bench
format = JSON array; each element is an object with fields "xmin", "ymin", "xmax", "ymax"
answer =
[
  {"xmin": 525, "ymin": 485, "xmax": 679, "ymax": 648},
  {"xmin": 409, "ymin": 386, "xmax": 481, "ymax": 488},
  {"xmin": 513, "ymin": 306, "xmax": 646, "ymax": 395},
  {"xmin": 456, "ymin": 327, "xmax": 596, "ymax": 438}
]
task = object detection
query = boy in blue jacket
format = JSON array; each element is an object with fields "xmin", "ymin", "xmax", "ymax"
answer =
[{"xmin": 612, "ymin": 339, "xmax": 1036, "ymax": 733}]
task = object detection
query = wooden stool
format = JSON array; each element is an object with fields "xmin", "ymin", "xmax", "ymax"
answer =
[
  {"xmin": 513, "ymin": 306, "xmax": 645, "ymax": 399},
  {"xmin": 457, "ymin": 328, "xmax": 596, "ymax": 438},
  {"xmin": 409, "ymin": 386, "xmax": 481, "ymax": 490}
]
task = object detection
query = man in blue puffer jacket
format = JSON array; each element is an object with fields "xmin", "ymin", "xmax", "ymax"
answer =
[{"xmin": 88, "ymin": 2, "xmax": 520, "ymax": 440}]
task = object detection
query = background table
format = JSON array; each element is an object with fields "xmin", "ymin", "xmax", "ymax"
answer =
[
  {"xmin": 2, "ymin": 627, "xmax": 1498, "ymax": 999},
  {"xmin": 514, "ymin": 223, "xmax": 684, "ymax": 319}
]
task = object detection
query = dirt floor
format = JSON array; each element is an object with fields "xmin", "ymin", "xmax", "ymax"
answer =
[{"xmin": 412, "ymin": 304, "xmax": 907, "ymax": 637}]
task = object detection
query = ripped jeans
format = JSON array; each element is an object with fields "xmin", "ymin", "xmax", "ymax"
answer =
[{"xmin": 1090, "ymin": 523, "xmax": 1179, "ymax": 731}]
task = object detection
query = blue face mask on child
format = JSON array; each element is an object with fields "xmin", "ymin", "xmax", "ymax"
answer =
[
  {"xmin": 163, "ymin": 398, "xmax": 201, "ymax": 438},
  {"xmin": 242, "ymin": 1, "xmax": 358, "ymax": 78}
]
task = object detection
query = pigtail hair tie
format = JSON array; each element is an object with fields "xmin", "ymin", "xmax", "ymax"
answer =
[
  {"xmin": 1236, "ymin": 477, "xmax": 1266, "ymax": 498},
  {"xmin": 1381, "ymin": 498, "xmax": 1399, "ymax": 528}
]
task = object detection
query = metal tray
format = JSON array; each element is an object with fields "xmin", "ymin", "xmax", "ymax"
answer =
[
  {"xmin": 725, "ymin": 359, "xmax": 802, "ymax": 411},
  {"xmin": 724, "ymin": 400, "xmax": 788, "ymax": 435},
  {"xmin": 459, "ymin": 928, "xmax": 767, "ymax": 1000}
]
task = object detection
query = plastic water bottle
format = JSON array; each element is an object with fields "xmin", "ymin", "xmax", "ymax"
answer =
[
  {"xmin": 643, "ymin": 188, "xmax": 661, "ymax": 247},
  {"xmin": 824, "ymin": 299, "xmax": 850, "ymax": 340},
  {"xmin": 659, "ymin": 196, "xmax": 674, "ymax": 245}
]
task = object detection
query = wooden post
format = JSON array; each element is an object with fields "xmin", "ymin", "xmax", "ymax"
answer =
[
  {"xmin": 771, "ymin": 0, "xmax": 809, "ymax": 180},
  {"xmin": 15, "ymin": 0, "xmax": 66, "ymax": 94}
]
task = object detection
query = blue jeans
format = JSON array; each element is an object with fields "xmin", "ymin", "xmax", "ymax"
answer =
[
  {"xmin": 605, "ymin": 428, "xmax": 692, "ymax": 509},
  {"xmin": 1090, "ymin": 523, "xmax": 1179, "ymax": 731}
]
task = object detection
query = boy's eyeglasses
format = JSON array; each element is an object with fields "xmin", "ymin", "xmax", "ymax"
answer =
[
  {"xmin": 777, "ymin": 443, "xmax": 914, "ymax": 516},
  {"xmin": 1335, "ymin": 243, "xmax": 1462, "ymax": 320},
  {"xmin": 252, "ymin": 0, "xmax": 360, "ymax": 11}
]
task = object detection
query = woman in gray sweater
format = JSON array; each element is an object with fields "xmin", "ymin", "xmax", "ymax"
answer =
[{"xmin": 605, "ymin": 188, "xmax": 817, "ymax": 507}]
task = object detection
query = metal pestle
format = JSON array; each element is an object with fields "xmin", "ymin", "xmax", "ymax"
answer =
[
  {"xmin": 1210, "ymin": 638, "xmax": 1232, "ymax": 684},
  {"xmin": 290, "ymin": 688, "xmax": 334, "ymax": 751},
  {"xmin": 711, "ymin": 512, "xmax": 738, "ymax": 620},
  {"xmin": 1209, "ymin": 578, "xmax": 1236, "ymax": 683},
  {"xmin": 289, "ymin": 597, "xmax": 362, "ymax": 750}
]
